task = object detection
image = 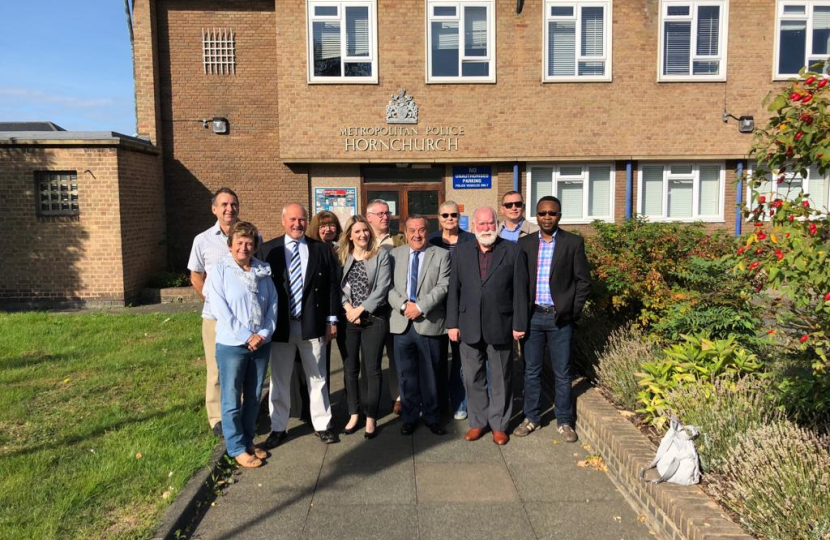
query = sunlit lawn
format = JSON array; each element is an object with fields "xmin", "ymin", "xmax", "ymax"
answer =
[{"xmin": 0, "ymin": 312, "xmax": 216, "ymax": 539}]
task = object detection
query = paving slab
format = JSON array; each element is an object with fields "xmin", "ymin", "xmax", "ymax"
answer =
[{"xmin": 187, "ymin": 350, "xmax": 659, "ymax": 540}]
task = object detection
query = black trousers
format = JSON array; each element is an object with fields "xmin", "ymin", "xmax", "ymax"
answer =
[{"xmin": 344, "ymin": 314, "xmax": 388, "ymax": 418}]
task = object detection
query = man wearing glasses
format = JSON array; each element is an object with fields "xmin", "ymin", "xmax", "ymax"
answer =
[
  {"xmin": 515, "ymin": 196, "xmax": 591, "ymax": 443},
  {"xmin": 366, "ymin": 199, "xmax": 405, "ymax": 414},
  {"xmin": 497, "ymin": 191, "xmax": 539, "ymax": 242}
]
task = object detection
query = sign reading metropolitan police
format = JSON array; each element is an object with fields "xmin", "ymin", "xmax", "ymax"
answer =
[{"xmin": 453, "ymin": 166, "xmax": 491, "ymax": 189}]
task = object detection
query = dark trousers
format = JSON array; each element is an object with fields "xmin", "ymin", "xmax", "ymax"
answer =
[
  {"xmin": 344, "ymin": 314, "xmax": 387, "ymax": 418},
  {"xmin": 460, "ymin": 340, "xmax": 512, "ymax": 432},
  {"xmin": 522, "ymin": 311, "xmax": 574, "ymax": 426},
  {"xmin": 394, "ymin": 324, "xmax": 442, "ymax": 424},
  {"xmin": 385, "ymin": 333, "xmax": 400, "ymax": 401},
  {"xmin": 446, "ymin": 337, "xmax": 467, "ymax": 414}
]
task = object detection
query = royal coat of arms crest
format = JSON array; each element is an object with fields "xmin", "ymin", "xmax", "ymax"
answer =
[{"xmin": 386, "ymin": 89, "xmax": 418, "ymax": 124}]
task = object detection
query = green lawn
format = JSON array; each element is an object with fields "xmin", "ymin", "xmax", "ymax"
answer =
[{"xmin": 0, "ymin": 312, "xmax": 217, "ymax": 539}]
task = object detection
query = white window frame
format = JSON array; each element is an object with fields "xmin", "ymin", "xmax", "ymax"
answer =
[
  {"xmin": 426, "ymin": 0, "xmax": 496, "ymax": 83},
  {"xmin": 637, "ymin": 162, "xmax": 726, "ymax": 222},
  {"xmin": 307, "ymin": 0, "xmax": 378, "ymax": 84},
  {"xmin": 657, "ymin": 0, "xmax": 728, "ymax": 82},
  {"xmin": 526, "ymin": 163, "xmax": 616, "ymax": 225},
  {"xmin": 773, "ymin": 1, "xmax": 830, "ymax": 80},
  {"xmin": 543, "ymin": 1, "xmax": 613, "ymax": 82},
  {"xmin": 745, "ymin": 164, "xmax": 830, "ymax": 217}
]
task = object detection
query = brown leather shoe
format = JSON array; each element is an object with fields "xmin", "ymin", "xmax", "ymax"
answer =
[
  {"xmin": 492, "ymin": 431, "xmax": 509, "ymax": 445},
  {"xmin": 464, "ymin": 427, "xmax": 486, "ymax": 441},
  {"xmin": 393, "ymin": 400, "xmax": 402, "ymax": 415}
]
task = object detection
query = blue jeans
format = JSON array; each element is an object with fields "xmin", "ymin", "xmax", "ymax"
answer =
[
  {"xmin": 216, "ymin": 342, "xmax": 270, "ymax": 458},
  {"xmin": 522, "ymin": 311, "xmax": 574, "ymax": 426}
]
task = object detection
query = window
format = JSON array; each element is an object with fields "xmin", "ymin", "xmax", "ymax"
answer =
[
  {"xmin": 750, "ymin": 165, "xmax": 830, "ymax": 215},
  {"xmin": 36, "ymin": 171, "xmax": 79, "ymax": 217},
  {"xmin": 427, "ymin": 1, "xmax": 495, "ymax": 82},
  {"xmin": 202, "ymin": 29, "xmax": 236, "ymax": 76},
  {"xmin": 775, "ymin": 1, "xmax": 830, "ymax": 78},
  {"xmin": 658, "ymin": 1, "xmax": 728, "ymax": 81},
  {"xmin": 544, "ymin": 1, "xmax": 612, "ymax": 81},
  {"xmin": 527, "ymin": 164, "xmax": 615, "ymax": 223},
  {"xmin": 307, "ymin": 1, "xmax": 377, "ymax": 83},
  {"xmin": 638, "ymin": 163, "xmax": 724, "ymax": 221}
]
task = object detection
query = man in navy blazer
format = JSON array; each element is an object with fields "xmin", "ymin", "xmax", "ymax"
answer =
[
  {"xmin": 514, "ymin": 196, "xmax": 590, "ymax": 443},
  {"xmin": 446, "ymin": 206, "xmax": 529, "ymax": 446},
  {"xmin": 260, "ymin": 203, "xmax": 341, "ymax": 446}
]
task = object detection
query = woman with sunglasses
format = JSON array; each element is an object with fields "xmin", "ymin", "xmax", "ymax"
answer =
[{"xmin": 428, "ymin": 200, "xmax": 474, "ymax": 421}]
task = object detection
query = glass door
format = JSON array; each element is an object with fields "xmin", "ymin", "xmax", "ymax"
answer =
[{"xmin": 364, "ymin": 184, "xmax": 444, "ymax": 235}]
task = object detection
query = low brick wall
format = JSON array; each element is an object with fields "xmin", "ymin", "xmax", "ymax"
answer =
[
  {"xmin": 574, "ymin": 380, "xmax": 751, "ymax": 540},
  {"xmin": 141, "ymin": 286, "xmax": 201, "ymax": 304}
]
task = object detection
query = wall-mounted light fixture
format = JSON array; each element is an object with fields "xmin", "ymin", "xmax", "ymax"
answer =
[
  {"xmin": 202, "ymin": 117, "xmax": 229, "ymax": 134},
  {"xmin": 722, "ymin": 111, "xmax": 754, "ymax": 134}
]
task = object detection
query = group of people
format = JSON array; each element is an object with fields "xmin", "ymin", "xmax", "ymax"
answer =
[{"xmin": 188, "ymin": 188, "xmax": 591, "ymax": 468}]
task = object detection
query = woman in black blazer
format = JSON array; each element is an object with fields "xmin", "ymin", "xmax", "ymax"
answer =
[{"xmin": 337, "ymin": 215, "xmax": 392, "ymax": 439}]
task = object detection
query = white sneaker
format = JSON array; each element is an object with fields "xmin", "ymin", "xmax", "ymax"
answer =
[{"xmin": 453, "ymin": 410, "xmax": 468, "ymax": 420}]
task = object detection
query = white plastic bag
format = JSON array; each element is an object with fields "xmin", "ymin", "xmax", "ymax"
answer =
[{"xmin": 639, "ymin": 416, "xmax": 701, "ymax": 486}]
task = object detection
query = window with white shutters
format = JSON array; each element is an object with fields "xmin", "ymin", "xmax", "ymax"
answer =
[
  {"xmin": 428, "ymin": 1, "xmax": 495, "ymax": 82},
  {"xmin": 544, "ymin": 1, "xmax": 612, "ymax": 81},
  {"xmin": 307, "ymin": 1, "xmax": 377, "ymax": 83},
  {"xmin": 638, "ymin": 163, "xmax": 725, "ymax": 221},
  {"xmin": 658, "ymin": 1, "xmax": 727, "ymax": 81},
  {"xmin": 775, "ymin": 1, "xmax": 830, "ymax": 78},
  {"xmin": 527, "ymin": 164, "xmax": 615, "ymax": 224},
  {"xmin": 749, "ymin": 165, "xmax": 830, "ymax": 216}
]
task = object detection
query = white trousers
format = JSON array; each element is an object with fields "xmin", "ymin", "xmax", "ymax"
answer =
[{"xmin": 268, "ymin": 333, "xmax": 332, "ymax": 432}]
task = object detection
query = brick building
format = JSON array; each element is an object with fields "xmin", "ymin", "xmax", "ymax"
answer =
[{"xmin": 0, "ymin": 127, "xmax": 165, "ymax": 306}]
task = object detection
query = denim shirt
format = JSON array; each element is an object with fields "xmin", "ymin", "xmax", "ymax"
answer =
[{"xmin": 207, "ymin": 254, "xmax": 278, "ymax": 346}]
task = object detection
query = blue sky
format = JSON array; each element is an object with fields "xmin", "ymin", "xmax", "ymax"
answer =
[{"xmin": 0, "ymin": 1, "xmax": 135, "ymax": 134}]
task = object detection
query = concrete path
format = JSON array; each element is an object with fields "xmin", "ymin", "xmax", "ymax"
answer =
[{"xmin": 190, "ymin": 350, "xmax": 656, "ymax": 540}]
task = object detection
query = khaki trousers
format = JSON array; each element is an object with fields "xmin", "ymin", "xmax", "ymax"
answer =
[{"xmin": 202, "ymin": 318, "xmax": 222, "ymax": 428}]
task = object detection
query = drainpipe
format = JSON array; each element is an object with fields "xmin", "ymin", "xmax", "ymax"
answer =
[
  {"xmin": 513, "ymin": 163, "xmax": 519, "ymax": 192},
  {"xmin": 735, "ymin": 161, "xmax": 744, "ymax": 237},
  {"xmin": 625, "ymin": 161, "xmax": 633, "ymax": 220}
]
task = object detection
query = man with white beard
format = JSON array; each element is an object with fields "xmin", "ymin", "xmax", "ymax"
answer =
[{"xmin": 446, "ymin": 206, "xmax": 529, "ymax": 446}]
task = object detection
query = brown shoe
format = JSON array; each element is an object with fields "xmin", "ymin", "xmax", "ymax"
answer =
[
  {"xmin": 492, "ymin": 431, "xmax": 509, "ymax": 445},
  {"xmin": 393, "ymin": 400, "xmax": 402, "ymax": 415},
  {"xmin": 464, "ymin": 427, "xmax": 486, "ymax": 441}
]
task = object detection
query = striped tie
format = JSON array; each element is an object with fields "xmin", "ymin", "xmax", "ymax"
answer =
[{"xmin": 289, "ymin": 241, "xmax": 303, "ymax": 319}]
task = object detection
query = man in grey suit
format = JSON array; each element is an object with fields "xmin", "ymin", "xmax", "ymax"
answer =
[
  {"xmin": 388, "ymin": 215, "xmax": 451, "ymax": 436},
  {"xmin": 447, "ymin": 206, "xmax": 529, "ymax": 446}
]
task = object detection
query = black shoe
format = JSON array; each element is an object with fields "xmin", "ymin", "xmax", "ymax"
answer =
[
  {"xmin": 315, "ymin": 430, "xmax": 340, "ymax": 444},
  {"xmin": 263, "ymin": 430, "xmax": 287, "ymax": 449},
  {"xmin": 342, "ymin": 423, "xmax": 360, "ymax": 435},
  {"xmin": 364, "ymin": 429, "xmax": 378, "ymax": 440},
  {"xmin": 212, "ymin": 422, "xmax": 223, "ymax": 438},
  {"xmin": 401, "ymin": 422, "xmax": 417, "ymax": 436},
  {"xmin": 426, "ymin": 423, "xmax": 446, "ymax": 436}
]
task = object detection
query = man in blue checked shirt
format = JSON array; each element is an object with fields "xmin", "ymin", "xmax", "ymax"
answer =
[{"xmin": 515, "ymin": 196, "xmax": 591, "ymax": 443}]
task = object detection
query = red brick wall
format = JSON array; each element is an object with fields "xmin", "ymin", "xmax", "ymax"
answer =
[
  {"xmin": 0, "ymin": 146, "xmax": 126, "ymax": 304},
  {"xmin": 118, "ymin": 147, "xmax": 167, "ymax": 300}
]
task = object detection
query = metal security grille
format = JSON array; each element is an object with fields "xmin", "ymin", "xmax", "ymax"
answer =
[
  {"xmin": 36, "ymin": 171, "xmax": 79, "ymax": 216},
  {"xmin": 202, "ymin": 28, "xmax": 236, "ymax": 75}
]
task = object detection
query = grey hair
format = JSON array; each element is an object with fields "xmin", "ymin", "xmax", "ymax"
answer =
[
  {"xmin": 439, "ymin": 200, "xmax": 459, "ymax": 212},
  {"xmin": 366, "ymin": 199, "xmax": 390, "ymax": 212},
  {"xmin": 281, "ymin": 203, "xmax": 309, "ymax": 219},
  {"xmin": 472, "ymin": 205, "xmax": 498, "ymax": 225}
]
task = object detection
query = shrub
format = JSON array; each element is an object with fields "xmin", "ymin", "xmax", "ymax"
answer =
[
  {"xmin": 711, "ymin": 421, "xmax": 830, "ymax": 540},
  {"xmin": 586, "ymin": 219, "xmax": 735, "ymax": 326},
  {"xmin": 571, "ymin": 305, "xmax": 625, "ymax": 379},
  {"xmin": 636, "ymin": 334, "xmax": 763, "ymax": 429},
  {"xmin": 665, "ymin": 377, "xmax": 776, "ymax": 473},
  {"xmin": 596, "ymin": 325, "xmax": 659, "ymax": 411},
  {"xmin": 147, "ymin": 271, "xmax": 190, "ymax": 288}
]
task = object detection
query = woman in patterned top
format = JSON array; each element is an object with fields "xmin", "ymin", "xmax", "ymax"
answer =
[{"xmin": 337, "ymin": 215, "xmax": 392, "ymax": 439}]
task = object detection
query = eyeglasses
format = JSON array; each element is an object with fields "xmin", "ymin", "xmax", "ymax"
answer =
[
  {"xmin": 536, "ymin": 211, "xmax": 561, "ymax": 217},
  {"xmin": 369, "ymin": 211, "xmax": 391, "ymax": 217},
  {"xmin": 319, "ymin": 223, "xmax": 338, "ymax": 230},
  {"xmin": 440, "ymin": 212, "xmax": 459, "ymax": 218},
  {"xmin": 502, "ymin": 201, "xmax": 524, "ymax": 209}
]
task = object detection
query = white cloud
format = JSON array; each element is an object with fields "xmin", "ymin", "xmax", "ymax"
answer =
[{"xmin": 0, "ymin": 87, "xmax": 115, "ymax": 109}]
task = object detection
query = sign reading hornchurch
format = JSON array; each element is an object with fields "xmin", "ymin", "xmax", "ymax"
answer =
[{"xmin": 338, "ymin": 88, "xmax": 464, "ymax": 152}]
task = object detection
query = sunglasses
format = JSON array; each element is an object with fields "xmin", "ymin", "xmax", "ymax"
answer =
[
  {"xmin": 536, "ymin": 211, "xmax": 561, "ymax": 217},
  {"xmin": 503, "ymin": 201, "xmax": 524, "ymax": 209},
  {"xmin": 440, "ymin": 212, "xmax": 459, "ymax": 218}
]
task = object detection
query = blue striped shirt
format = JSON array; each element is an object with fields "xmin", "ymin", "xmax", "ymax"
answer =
[{"xmin": 535, "ymin": 230, "xmax": 557, "ymax": 306}]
